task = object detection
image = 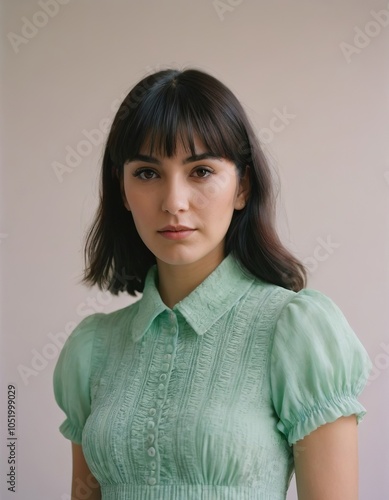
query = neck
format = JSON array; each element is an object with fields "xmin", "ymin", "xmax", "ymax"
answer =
[{"xmin": 156, "ymin": 247, "xmax": 225, "ymax": 309}]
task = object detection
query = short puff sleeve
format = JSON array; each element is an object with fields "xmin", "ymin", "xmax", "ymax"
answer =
[
  {"xmin": 270, "ymin": 289, "xmax": 373, "ymax": 446},
  {"xmin": 53, "ymin": 313, "xmax": 103, "ymax": 444}
]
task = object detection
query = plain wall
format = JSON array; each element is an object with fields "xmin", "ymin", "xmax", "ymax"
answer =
[{"xmin": 1, "ymin": 0, "xmax": 388, "ymax": 498}]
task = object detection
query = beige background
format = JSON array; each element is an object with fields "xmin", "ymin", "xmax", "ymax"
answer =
[{"xmin": 1, "ymin": 0, "xmax": 388, "ymax": 498}]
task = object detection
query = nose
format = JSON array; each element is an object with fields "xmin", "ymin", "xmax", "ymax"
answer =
[{"xmin": 161, "ymin": 176, "xmax": 190, "ymax": 214}]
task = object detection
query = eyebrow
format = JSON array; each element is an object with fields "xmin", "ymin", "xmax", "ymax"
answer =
[{"xmin": 127, "ymin": 152, "xmax": 223, "ymax": 165}]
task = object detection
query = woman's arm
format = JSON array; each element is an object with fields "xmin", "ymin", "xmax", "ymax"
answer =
[
  {"xmin": 293, "ymin": 415, "xmax": 359, "ymax": 500},
  {"xmin": 71, "ymin": 442, "xmax": 101, "ymax": 500}
]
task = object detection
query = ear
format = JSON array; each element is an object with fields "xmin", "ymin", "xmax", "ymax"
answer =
[{"xmin": 235, "ymin": 165, "xmax": 250, "ymax": 209}]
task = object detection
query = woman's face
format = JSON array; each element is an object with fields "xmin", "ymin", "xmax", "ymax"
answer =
[{"xmin": 121, "ymin": 135, "xmax": 249, "ymax": 269}]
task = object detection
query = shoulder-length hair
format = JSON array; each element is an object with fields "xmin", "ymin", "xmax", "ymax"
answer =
[{"xmin": 80, "ymin": 67, "xmax": 307, "ymax": 295}]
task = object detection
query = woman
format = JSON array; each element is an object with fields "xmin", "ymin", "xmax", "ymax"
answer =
[{"xmin": 53, "ymin": 68, "xmax": 373, "ymax": 499}]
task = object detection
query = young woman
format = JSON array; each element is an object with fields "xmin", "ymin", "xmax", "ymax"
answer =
[{"xmin": 53, "ymin": 68, "xmax": 373, "ymax": 500}]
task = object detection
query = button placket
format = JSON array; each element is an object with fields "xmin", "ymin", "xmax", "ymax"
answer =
[{"xmin": 145, "ymin": 311, "xmax": 177, "ymax": 486}]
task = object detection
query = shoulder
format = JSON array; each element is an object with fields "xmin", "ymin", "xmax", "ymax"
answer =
[
  {"xmin": 273, "ymin": 287, "xmax": 361, "ymax": 338},
  {"xmin": 60, "ymin": 313, "xmax": 105, "ymax": 353},
  {"xmin": 270, "ymin": 286, "xmax": 372, "ymax": 362}
]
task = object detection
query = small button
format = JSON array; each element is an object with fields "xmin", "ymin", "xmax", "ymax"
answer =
[
  {"xmin": 150, "ymin": 461, "xmax": 156, "ymax": 469},
  {"xmin": 147, "ymin": 434, "xmax": 155, "ymax": 444},
  {"xmin": 147, "ymin": 421, "xmax": 155, "ymax": 430},
  {"xmin": 149, "ymin": 408, "xmax": 156, "ymax": 416},
  {"xmin": 148, "ymin": 477, "xmax": 156, "ymax": 485},
  {"xmin": 150, "ymin": 470, "xmax": 155, "ymax": 476},
  {"xmin": 159, "ymin": 373, "xmax": 167, "ymax": 381},
  {"xmin": 162, "ymin": 363, "xmax": 170, "ymax": 371},
  {"xmin": 166, "ymin": 345, "xmax": 173, "ymax": 353},
  {"xmin": 165, "ymin": 353, "xmax": 172, "ymax": 360},
  {"xmin": 169, "ymin": 312, "xmax": 175, "ymax": 321},
  {"xmin": 148, "ymin": 446, "xmax": 156, "ymax": 457},
  {"xmin": 159, "ymin": 430, "xmax": 165, "ymax": 437},
  {"xmin": 158, "ymin": 383, "xmax": 164, "ymax": 391}
]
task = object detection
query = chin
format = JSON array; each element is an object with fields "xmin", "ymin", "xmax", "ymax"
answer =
[{"xmin": 155, "ymin": 251, "xmax": 203, "ymax": 267}]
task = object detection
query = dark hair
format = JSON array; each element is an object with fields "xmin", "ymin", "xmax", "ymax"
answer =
[{"xmin": 80, "ymin": 66, "xmax": 307, "ymax": 295}]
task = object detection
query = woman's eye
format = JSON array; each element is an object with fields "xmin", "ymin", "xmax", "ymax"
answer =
[
  {"xmin": 193, "ymin": 167, "xmax": 214, "ymax": 178},
  {"xmin": 132, "ymin": 168, "xmax": 157, "ymax": 180}
]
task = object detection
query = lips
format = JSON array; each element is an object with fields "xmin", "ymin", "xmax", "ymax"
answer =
[
  {"xmin": 158, "ymin": 225, "xmax": 195, "ymax": 232},
  {"xmin": 158, "ymin": 229, "xmax": 196, "ymax": 240}
]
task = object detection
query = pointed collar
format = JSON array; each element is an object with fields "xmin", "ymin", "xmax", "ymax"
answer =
[{"xmin": 131, "ymin": 252, "xmax": 256, "ymax": 342}]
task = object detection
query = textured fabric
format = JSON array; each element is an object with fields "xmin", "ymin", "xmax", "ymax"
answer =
[{"xmin": 53, "ymin": 252, "xmax": 373, "ymax": 499}]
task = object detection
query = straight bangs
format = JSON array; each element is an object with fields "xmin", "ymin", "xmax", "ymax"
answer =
[{"xmin": 109, "ymin": 72, "xmax": 250, "ymax": 174}]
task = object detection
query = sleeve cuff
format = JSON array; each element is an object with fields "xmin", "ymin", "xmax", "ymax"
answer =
[
  {"xmin": 279, "ymin": 392, "xmax": 368, "ymax": 447},
  {"xmin": 59, "ymin": 418, "xmax": 83, "ymax": 445}
]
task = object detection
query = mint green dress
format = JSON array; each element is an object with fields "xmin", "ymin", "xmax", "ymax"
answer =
[{"xmin": 53, "ymin": 252, "xmax": 372, "ymax": 499}]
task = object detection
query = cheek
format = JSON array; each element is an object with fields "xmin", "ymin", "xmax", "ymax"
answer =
[
  {"xmin": 125, "ymin": 190, "xmax": 152, "ymax": 213},
  {"xmin": 192, "ymin": 180, "xmax": 236, "ymax": 212},
  {"xmin": 205, "ymin": 187, "xmax": 236, "ymax": 212}
]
